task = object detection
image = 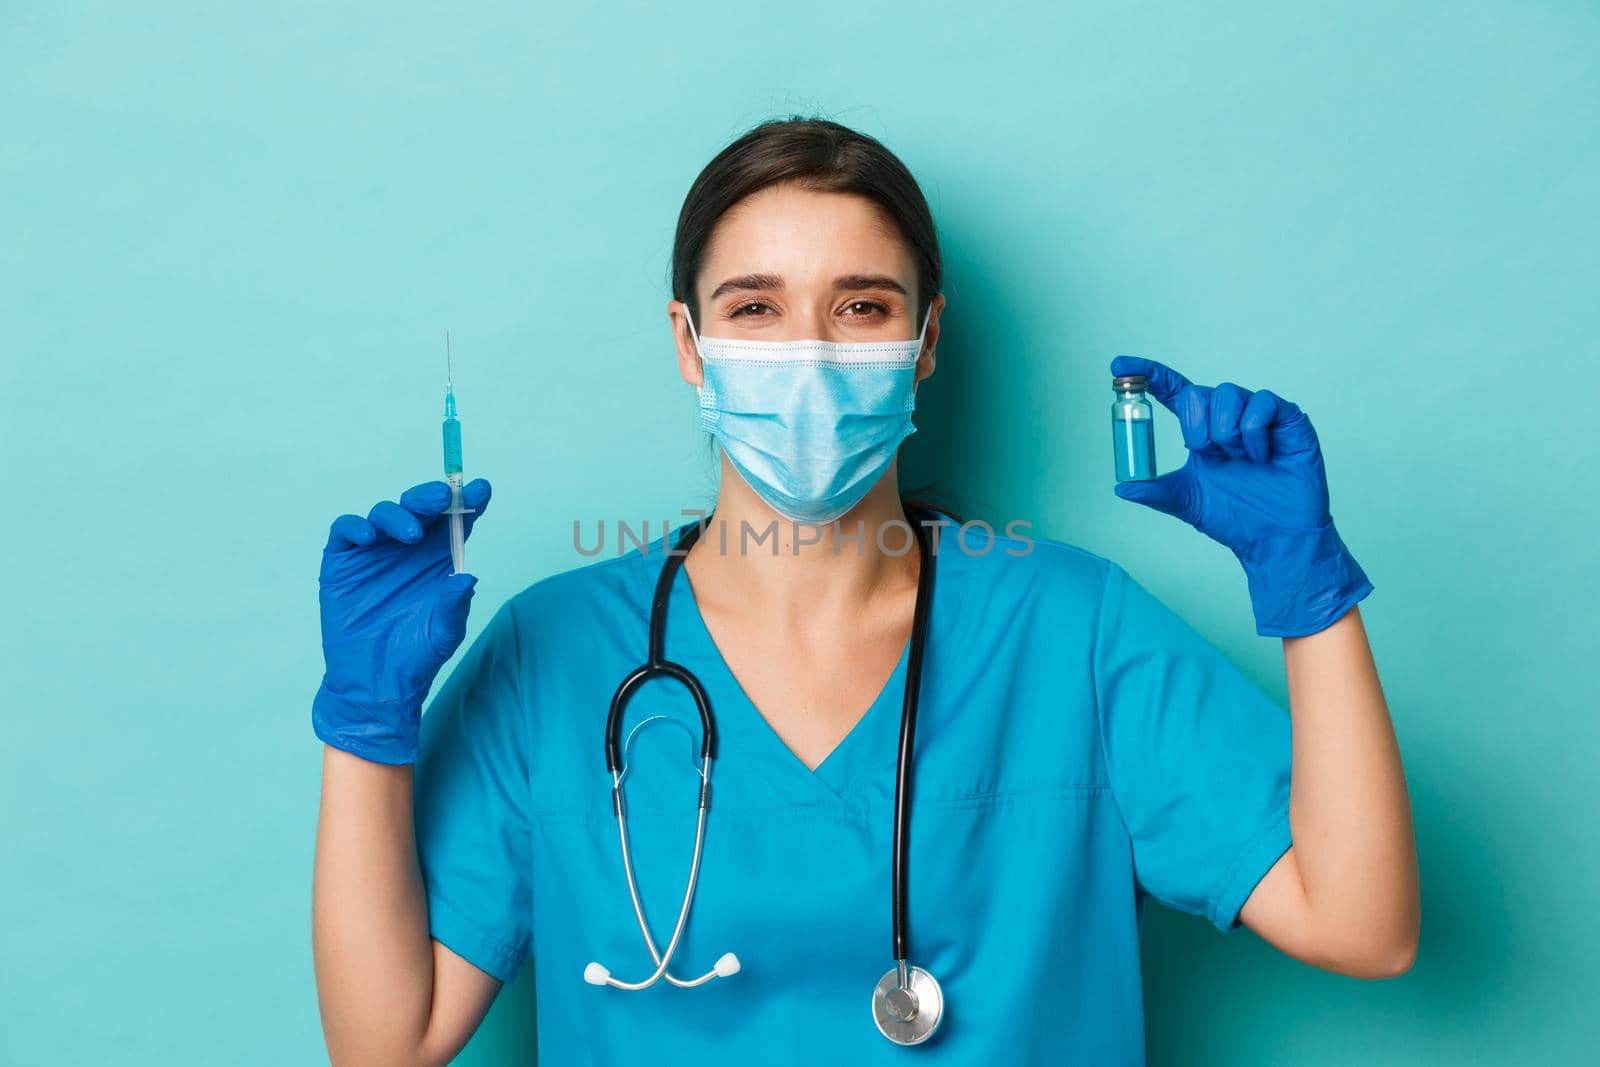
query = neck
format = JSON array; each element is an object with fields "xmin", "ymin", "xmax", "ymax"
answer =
[{"xmin": 683, "ymin": 457, "xmax": 921, "ymax": 623}]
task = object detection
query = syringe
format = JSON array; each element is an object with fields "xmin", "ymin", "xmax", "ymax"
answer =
[{"xmin": 442, "ymin": 331, "xmax": 474, "ymax": 574}]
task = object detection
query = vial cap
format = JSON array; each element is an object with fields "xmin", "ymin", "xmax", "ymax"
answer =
[{"xmin": 1112, "ymin": 374, "xmax": 1148, "ymax": 392}]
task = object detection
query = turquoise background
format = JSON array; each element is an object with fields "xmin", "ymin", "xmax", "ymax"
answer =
[{"xmin": 3, "ymin": 2, "xmax": 1596, "ymax": 1063}]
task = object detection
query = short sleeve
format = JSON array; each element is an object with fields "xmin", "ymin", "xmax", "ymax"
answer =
[
  {"xmin": 1091, "ymin": 560, "xmax": 1293, "ymax": 932},
  {"xmin": 413, "ymin": 599, "xmax": 534, "ymax": 982}
]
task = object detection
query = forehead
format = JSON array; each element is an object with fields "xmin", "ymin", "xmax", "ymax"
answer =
[{"xmin": 698, "ymin": 183, "xmax": 915, "ymax": 287}]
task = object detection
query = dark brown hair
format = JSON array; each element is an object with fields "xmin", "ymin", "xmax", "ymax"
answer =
[{"xmin": 670, "ymin": 116, "xmax": 941, "ymax": 325}]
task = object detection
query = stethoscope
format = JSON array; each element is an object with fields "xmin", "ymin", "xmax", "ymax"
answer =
[{"xmin": 582, "ymin": 507, "xmax": 946, "ymax": 1046}]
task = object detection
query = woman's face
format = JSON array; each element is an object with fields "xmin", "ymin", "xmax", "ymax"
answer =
[{"xmin": 670, "ymin": 181, "xmax": 943, "ymax": 387}]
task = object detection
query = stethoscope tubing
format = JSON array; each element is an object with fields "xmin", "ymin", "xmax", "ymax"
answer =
[
  {"xmin": 597, "ymin": 507, "xmax": 940, "ymax": 1018},
  {"xmin": 605, "ymin": 516, "xmax": 716, "ymax": 773},
  {"xmin": 891, "ymin": 512, "xmax": 935, "ymax": 966},
  {"xmin": 595, "ymin": 516, "xmax": 721, "ymax": 990}
]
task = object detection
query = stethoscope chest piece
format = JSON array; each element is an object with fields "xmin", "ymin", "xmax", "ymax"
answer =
[{"xmin": 871, "ymin": 965, "xmax": 944, "ymax": 1045}]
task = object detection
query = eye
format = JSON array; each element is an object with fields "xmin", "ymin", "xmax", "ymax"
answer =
[
  {"xmin": 841, "ymin": 300, "xmax": 890, "ymax": 318},
  {"xmin": 728, "ymin": 301, "xmax": 771, "ymax": 318}
]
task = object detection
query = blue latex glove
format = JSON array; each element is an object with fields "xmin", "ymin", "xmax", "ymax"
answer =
[
  {"xmin": 312, "ymin": 478, "xmax": 493, "ymax": 764},
  {"xmin": 1109, "ymin": 356, "xmax": 1372, "ymax": 638}
]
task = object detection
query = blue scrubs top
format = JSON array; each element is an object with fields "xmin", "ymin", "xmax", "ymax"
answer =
[{"xmin": 413, "ymin": 518, "xmax": 1293, "ymax": 1065}]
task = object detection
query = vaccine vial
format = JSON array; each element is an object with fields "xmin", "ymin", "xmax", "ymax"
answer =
[{"xmin": 1111, "ymin": 374, "xmax": 1156, "ymax": 482}]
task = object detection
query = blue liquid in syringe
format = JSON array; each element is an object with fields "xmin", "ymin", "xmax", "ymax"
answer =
[
  {"xmin": 1113, "ymin": 417, "xmax": 1155, "ymax": 481},
  {"xmin": 443, "ymin": 401, "xmax": 462, "ymax": 474}
]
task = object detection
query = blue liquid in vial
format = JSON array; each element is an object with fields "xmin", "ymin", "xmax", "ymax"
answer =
[{"xmin": 1113, "ymin": 417, "xmax": 1155, "ymax": 481}]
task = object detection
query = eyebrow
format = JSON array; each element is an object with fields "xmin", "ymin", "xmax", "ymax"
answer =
[{"xmin": 706, "ymin": 272, "xmax": 909, "ymax": 302}]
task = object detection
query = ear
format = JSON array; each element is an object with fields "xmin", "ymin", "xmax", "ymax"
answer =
[
  {"xmin": 914, "ymin": 293, "xmax": 945, "ymax": 385},
  {"xmin": 668, "ymin": 299, "xmax": 704, "ymax": 387}
]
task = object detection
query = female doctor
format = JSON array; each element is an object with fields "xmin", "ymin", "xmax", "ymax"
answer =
[{"xmin": 310, "ymin": 117, "xmax": 1418, "ymax": 1065}]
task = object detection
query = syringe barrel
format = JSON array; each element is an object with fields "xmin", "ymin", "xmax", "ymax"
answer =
[{"xmin": 442, "ymin": 416, "xmax": 463, "ymax": 475}]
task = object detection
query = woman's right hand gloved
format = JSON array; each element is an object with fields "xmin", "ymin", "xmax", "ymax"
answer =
[{"xmin": 311, "ymin": 478, "xmax": 492, "ymax": 765}]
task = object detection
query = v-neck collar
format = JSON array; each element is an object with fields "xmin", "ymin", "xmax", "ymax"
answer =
[
  {"xmin": 628, "ymin": 513, "xmax": 971, "ymax": 808},
  {"xmin": 675, "ymin": 566, "xmax": 911, "ymax": 801}
]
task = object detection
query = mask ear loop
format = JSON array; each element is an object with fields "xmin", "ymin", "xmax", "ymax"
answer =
[
  {"xmin": 682, "ymin": 302, "xmax": 704, "ymax": 357},
  {"xmin": 909, "ymin": 304, "xmax": 935, "ymax": 397},
  {"xmin": 683, "ymin": 303, "xmax": 718, "ymax": 413}
]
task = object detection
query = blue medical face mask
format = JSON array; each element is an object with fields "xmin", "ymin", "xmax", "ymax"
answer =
[{"xmin": 684, "ymin": 303, "xmax": 933, "ymax": 525}]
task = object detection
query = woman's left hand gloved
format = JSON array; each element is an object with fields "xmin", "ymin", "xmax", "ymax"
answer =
[{"xmin": 1109, "ymin": 355, "xmax": 1373, "ymax": 638}]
